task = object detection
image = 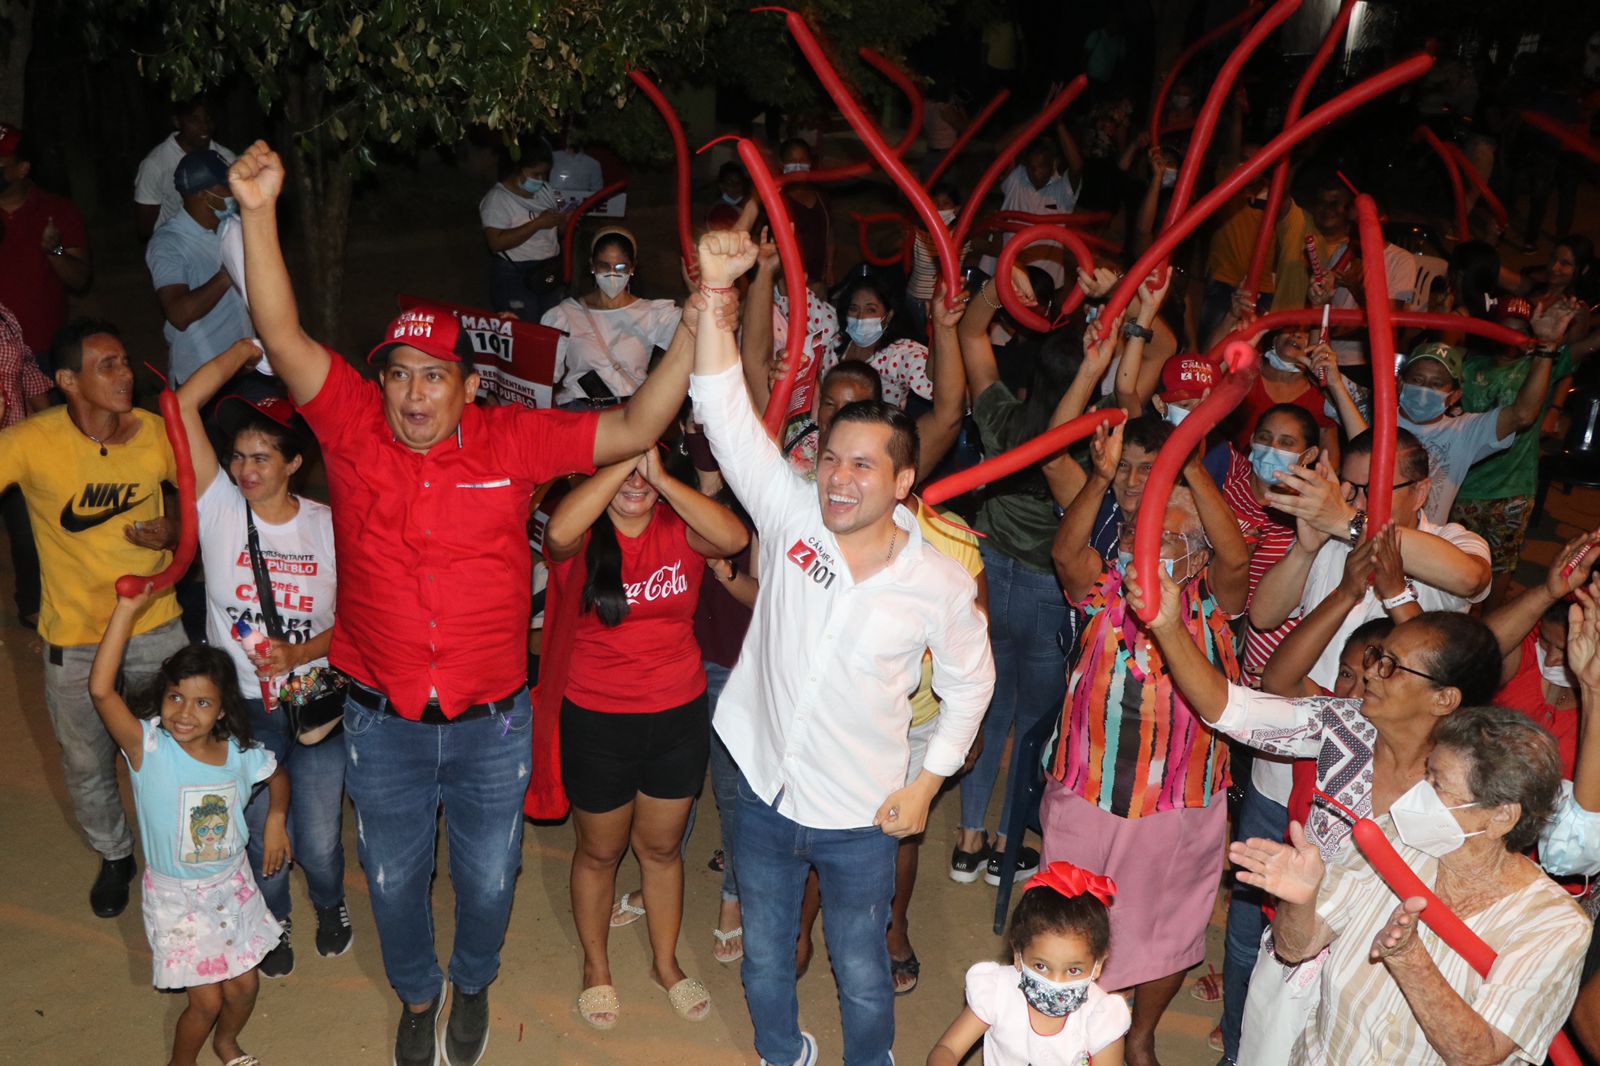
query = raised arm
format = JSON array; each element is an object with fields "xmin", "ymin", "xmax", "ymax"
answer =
[
  {"xmin": 1053, "ymin": 423, "xmax": 1121, "ymax": 603},
  {"xmin": 1113, "ymin": 267, "xmax": 1172, "ymax": 414},
  {"xmin": 638, "ymin": 448, "xmax": 749, "ymax": 558},
  {"xmin": 956, "ymin": 275, "xmax": 1009, "ymax": 400},
  {"xmin": 230, "ymin": 142, "xmax": 331, "ymax": 405},
  {"xmin": 593, "ymin": 314, "xmax": 694, "ymax": 467},
  {"xmin": 1184, "ymin": 450, "xmax": 1251, "ymax": 616},
  {"xmin": 1485, "ymin": 531, "xmax": 1600, "ymax": 683},
  {"xmin": 1039, "ymin": 327, "xmax": 1118, "ymax": 506},
  {"xmin": 1567, "ymin": 584, "xmax": 1600, "ymax": 814},
  {"xmin": 543, "ymin": 458, "xmax": 635, "ymax": 564},
  {"xmin": 88, "ymin": 585, "xmax": 153, "ymax": 768},
  {"xmin": 176, "ymin": 338, "xmax": 263, "ymax": 496},
  {"xmin": 1494, "ymin": 341, "xmax": 1559, "ymax": 440},
  {"xmin": 916, "ymin": 282, "xmax": 970, "ymax": 482},
  {"xmin": 1127, "ymin": 567, "xmax": 1230, "ymax": 723},
  {"xmin": 1308, "ymin": 343, "xmax": 1367, "ymax": 434},
  {"xmin": 740, "ymin": 228, "xmax": 779, "ymax": 410}
]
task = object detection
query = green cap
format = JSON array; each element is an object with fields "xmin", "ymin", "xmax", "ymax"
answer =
[{"xmin": 1403, "ymin": 341, "xmax": 1464, "ymax": 383}]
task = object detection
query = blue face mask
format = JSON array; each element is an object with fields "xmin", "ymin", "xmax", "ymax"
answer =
[
  {"xmin": 1263, "ymin": 347, "xmax": 1300, "ymax": 374},
  {"xmin": 210, "ymin": 193, "xmax": 238, "ymax": 224},
  {"xmin": 1400, "ymin": 382, "xmax": 1448, "ymax": 423},
  {"xmin": 1249, "ymin": 442, "xmax": 1302, "ymax": 487},
  {"xmin": 1115, "ymin": 549, "xmax": 1180, "ymax": 578},
  {"xmin": 520, "ymin": 177, "xmax": 548, "ymax": 196},
  {"xmin": 1164, "ymin": 403, "xmax": 1192, "ymax": 427}
]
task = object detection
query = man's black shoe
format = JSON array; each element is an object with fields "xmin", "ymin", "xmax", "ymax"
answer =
[
  {"xmin": 315, "ymin": 900, "xmax": 354, "ymax": 957},
  {"xmin": 395, "ymin": 982, "xmax": 445, "ymax": 1066},
  {"xmin": 444, "ymin": 984, "xmax": 489, "ymax": 1066},
  {"xmin": 259, "ymin": 917, "xmax": 295, "ymax": 978},
  {"xmin": 90, "ymin": 856, "xmax": 136, "ymax": 918}
]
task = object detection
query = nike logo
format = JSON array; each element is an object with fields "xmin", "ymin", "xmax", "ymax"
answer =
[{"xmin": 60, "ymin": 484, "xmax": 151, "ymax": 534}]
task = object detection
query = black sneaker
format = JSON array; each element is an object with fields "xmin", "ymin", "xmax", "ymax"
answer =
[
  {"xmin": 949, "ymin": 837, "xmax": 991, "ymax": 884},
  {"xmin": 395, "ymin": 982, "xmax": 445, "ymax": 1066},
  {"xmin": 443, "ymin": 984, "xmax": 489, "ymax": 1066},
  {"xmin": 259, "ymin": 917, "xmax": 295, "ymax": 979},
  {"xmin": 90, "ymin": 856, "xmax": 137, "ymax": 918},
  {"xmin": 315, "ymin": 900, "xmax": 354, "ymax": 957},
  {"xmin": 984, "ymin": 845, "xmax": 1040, "ymax": 886}
]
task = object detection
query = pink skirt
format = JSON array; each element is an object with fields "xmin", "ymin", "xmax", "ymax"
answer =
[
  {"xmin": 1040, "ymin": 780, "xmax": 1227, "ymax": 990},
  {"xmin": 141, "ymin": 855, "xmax": 281, "ymax": 989}
]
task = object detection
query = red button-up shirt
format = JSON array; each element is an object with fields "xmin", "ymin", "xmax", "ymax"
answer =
[{"xmin": 300, "ymin": 354, "xmax": 597, "ymax": 718}]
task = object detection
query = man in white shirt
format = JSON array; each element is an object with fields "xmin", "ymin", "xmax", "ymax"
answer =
[
  {"xmin": 1251, "ymin": 427, "xmax": 1492, "ymax": 688},
  {"xmin": 689, "ymin": 228, "xmax": 994, "ymax": 1066},
  {"xmin": 979, "ymin": 139, "xmax": 1080, "ymax": 288},
  {"xmin": 134, "ymin": 97, "xmax": 236, "ymax": 237}
]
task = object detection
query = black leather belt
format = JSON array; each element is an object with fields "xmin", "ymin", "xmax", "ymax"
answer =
[{"xmin": 348, "ymin": 684, "xmax": 524, "ymax": 725}]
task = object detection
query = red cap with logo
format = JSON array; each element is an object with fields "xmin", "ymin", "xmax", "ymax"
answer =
[
  {"xmin": 1159, "ymin": 355, "xmax": 1220, "ymax": 403},
  {"xmin": 215, "ymin": 392, "xmax": 307, "ymax": 442},
  {"xmin": 366, "ymin": 307, "xmax": 476, "ymax": 366},
  {"xmin": 0, "ymin": 124, "xmax": 21, "ymax": 158}
]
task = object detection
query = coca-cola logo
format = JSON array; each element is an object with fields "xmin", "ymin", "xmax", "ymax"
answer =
[{"xmin": 624, "ymin": 561, "xmax": 688, "ymax": 605}]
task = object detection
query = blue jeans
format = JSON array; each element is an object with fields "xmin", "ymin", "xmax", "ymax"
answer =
[
  {"xmin": 243, "ymin": 698, "xmax": 349, "ymax": 921},
  {"xmin": 1220, "ymin": 782, "xmax": 1289, "ymax": 1059},
  {"xmin": 737, "ymin": 772, "xmax": 898, "ymax": 1066},
  {"xmin": 705, "ymin": 661, "xmax": 741, "ymax": 902},
  {"xmin": 342, "ymin": 689, "xmax": 532, "ymax": 1004},
  {"xmin": 958, "ymin": 543, "xmax": 1068, "ymax": 834}
]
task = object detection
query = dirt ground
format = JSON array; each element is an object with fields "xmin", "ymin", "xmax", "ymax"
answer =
[{"xmin": 3, "ymin": 150, "xmax": 1598, "ymax": 1065}]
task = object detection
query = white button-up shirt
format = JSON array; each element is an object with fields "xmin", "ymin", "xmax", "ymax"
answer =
[{"xmin": 691, "ymin": 364, "xmax": 995, "ymax": 829}]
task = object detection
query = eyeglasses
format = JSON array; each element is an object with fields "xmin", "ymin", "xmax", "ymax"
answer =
[
  {"xmin": 1362, "ymin": 644, "xmax": 1447, "ymax": 686},
  {"xmin": 1343, "ymin": 478, "xmax": 1420, "ymax": 503},
  {"xmin": 594, "ymin": 263, "xmax": 633, "ymax": 277}
]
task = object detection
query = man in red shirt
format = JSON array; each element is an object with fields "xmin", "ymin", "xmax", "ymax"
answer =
[
  {"xmin": 0, "ymin": 126, "xmax": 91, "ymax": 362},
  {"xmin": 231, "ymin": 140, "xmax": 700, "ymax": 1066}
]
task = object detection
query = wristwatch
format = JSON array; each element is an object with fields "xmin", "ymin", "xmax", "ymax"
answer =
[
  {"xmin": 1122, "ymin": 321, "xmax": 1154, "ymax": 342},
  {"xmin": 1346, "ymin": 509, "xmax": 1367, "ymax": 547},
  {"xmin": 46, "ymin": 244, "xmax": 66, "ymax": 257},
  {"xmin": 1381, "ymin": 581, "xmax": 1419, "ymax": 610},
  {"xmin": 1531, "ymin": 346, "xmax": 1559, "ymax": 359}
]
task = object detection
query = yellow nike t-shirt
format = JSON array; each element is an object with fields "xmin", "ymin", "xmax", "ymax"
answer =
[
  {"xmin": 909, "ymin": 500, "xmax": 985, "ymax": 729},
  {"xmin": 0, "ymin": 407, "xmax": 181, "ymax": 645}
]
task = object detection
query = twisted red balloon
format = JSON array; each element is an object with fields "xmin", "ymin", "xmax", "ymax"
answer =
[
  {"xmin": 1413, "ymin": 125, "xmax": 1470, "ymax": 241},
  {"xmin": 994, "ymin": 223, "xmax": 1096, "ymax": 331},
  {"xmin": 1208, "ymin": 308, "xmax": 1533, "ymax": 359},
  {"xmin": 1355, "ymin": 194, "xmax": 1398, "ymax": 533},
  {"xmin": 921, "ymin": 409, "xmax": 1125, "ymax": 506},
  {"xmin": 1437, "ymin": 137, "xmax": 1509, "ymax": 235},
  {"xmin": 1162, "ymin": 0, "xmax": 1301, "ymax": 233},
  {"xmin": 115, "ymin": 388, "xmax": 197, "ymax": 597},
  {"xmin": 1024, "ymin": 860, "xmax": 1117, "ymax": 908},
  {"xmin": 776, "ymin": 47, "xmax": 924, "ymax": 187},
  {"xmin": 628, "ymin": 69, "xmax": 695, "ymax": 274},
  {"xmin": 762, "ymin": 7, "xmax": 962, "ymax": 308},
  {"xmin": 560, "ymin": 180, "xmax": 630, "ymax": 285},
  {"xmin": 850, "ymin": 211, "xmax": 915, "ymax": 268},
  {"xmin": 1097, "ymin": 54, "xmax": 1434, "ymax": 346},
  {"xmin": 1131, "ymin": 341, "xmax": 1260, "ymax": 623},
  {"xmin": 1243, "ymin": 0, "xmax": 1356, "ymax": 297},
  {"xmin": 1518, "ymin": 111, "xmax": 1600, "ymax": 167},
  {"xmin": 923, "ymin": 89, "xmax": 1009, "ymax": 190},
  {"xmin": 1149, "ymin": 2, "xmax": 1263, "ymax": 149}
]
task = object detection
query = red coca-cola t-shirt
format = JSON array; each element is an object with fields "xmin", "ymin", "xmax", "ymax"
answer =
[
  {"xmin": 558, "ymin": 504, "xmax": 707, "ymax": 713},
  {"xmin": 1493, "ymin": 631, "xmax": 1579, "ymax": 779}
]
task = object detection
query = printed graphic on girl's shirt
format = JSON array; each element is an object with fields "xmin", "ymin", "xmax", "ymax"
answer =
[{"xmin": 179, "ymin": 785, "xmax": 242, "ymax": 866}]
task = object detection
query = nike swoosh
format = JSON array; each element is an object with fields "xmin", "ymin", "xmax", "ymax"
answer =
[{"xmin": 60, "ymin": 494, "xmax": 151, "ymax": 534}]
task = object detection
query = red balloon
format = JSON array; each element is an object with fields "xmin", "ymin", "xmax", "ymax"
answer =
[
  {"xmin": 1130, "ymin": 341, "xmax": 1260, "ymax": 622},
  {"xmin": 921, "ymin": 409, "xmax": 1126, "ymax": 507},
  {"xmin": 1437, "ymin": 136, "xmax": 1509, "ymax": 234},
  {"xmin": 1519, "ymin": 111, "xmax": 1600, "ymax": 167},
  {"xmin": 559, "ymin": 180, "xmax": 629, "ymax": 285},
  {"xmin": 923, "ymin": 89, "xmax": 1009, "ymax": 190},
  {"xmin": 1150, "ymin": 2, "xmax": 1264, "ymax": 150},
  {"xmin": 1355, "ymin": 195, "xmax": 1398, "ymax": 533},
  {"xmin": 994, "ymin": 223, "xmax": 1097, "ymax": 332},
  {"xmin": 1208, "ymin": 308, "xmax": 1533, "ymax": 358},
  {"xmin": 1413, "ymin": 125, "xmax": 1470, "ymax": 242},
  {"xmin": 115, "ymin": 389, "xmax": 197, "ymax": 597},
  {"xmin": 776, "ymin": 47, "xmax": 924, "ymax": 187},
  {"xmin": 628, "ymin": 70, "xmax": 696, "ymax": 275}
]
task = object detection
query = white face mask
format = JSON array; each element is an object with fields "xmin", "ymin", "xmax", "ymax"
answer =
[
  {"xmin": 846, "ymin": 316, "xmax": 885, "ymax": 348},
  {"xmin": 782, "ymin": 162, "xmax": 811, "ymax": 175},
  {"xmin": 1536, "ymin": 642, "xmax": 1575, "ymax": 689},
  {"xmin": 938, "ymin": 208, "xmax": 957, "ymax": 224},
  {"xmin": 594, "ymin": 272, "xmax": 629, "ymax": 298},
  {"xmin": 1164, "ymin": 403, "xmax": 1192, "ymax": 426},
  {"xmin": 722, "ymin": 192, "xmax": 743, "ymax": 206},
  {"xmin": 1389, "ymin": 779, "xmax": 1484, "ymax": 858}
]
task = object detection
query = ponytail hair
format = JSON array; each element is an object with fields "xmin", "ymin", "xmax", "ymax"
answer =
[{"xmin": 581, "ymin": 512, "xmax": 630, "ymax": 627}]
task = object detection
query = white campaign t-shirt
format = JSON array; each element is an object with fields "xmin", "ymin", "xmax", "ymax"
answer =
[
  {"xmin": 1398, "ymin": 409, "xmax": 1514, "ymax": 524},
  {"xmin": 134, "ymin": 134, "xmax": 237, "ymax": 231},
  {"xmin": 542, "ymin": 297, "xmax": 681, "ymax": 404},
  {"xmin": 1329, "ymin": 242, "xmax": 1417, "ymax": 366},
  {"xmin": 979, "ymin": 165, "xmax": 1080, "ymax": 288},
  {"xmin": 197, "ymin": 475, "xmax": 337, "ymax": 701},
  {"xmin": 1297, "ymin": 515, "xmax": 1490, "ymax": 689},
  {"xmin": 478, "ymin": 182, "xmax": 562, "ymax": 262}
]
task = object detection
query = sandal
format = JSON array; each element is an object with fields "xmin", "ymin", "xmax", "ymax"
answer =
[
  {"xmin": 577, "ymin": 984, "xmax": 620, "ymax": 1030},
  {"xmin": 609, "ymin": 892, "xmax": 646, "ymax": 928},
  {"xmin": 707, "ymin": 849, "xmax": 725, "ymax": 872},
  {"xmin": 1190, "ymin": 963, "xmax": 1223, "ymax": 1002},
  {"xmin": 660, "ymin": 976, "xmax": 711, "ymax": 1022},
  {"xmin": 712, "ymin": 925, "xmax": 744, "ymax": 964},
  {"xmin": 223, "ymin": 1058, "xmax": 261, "ymax": 1066},
  {"xmin": 890, "ymin": 954, "xmax": 921, "ymax": 996}
]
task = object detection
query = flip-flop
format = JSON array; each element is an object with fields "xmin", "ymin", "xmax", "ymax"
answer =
[
  {"xmin": 223, "ymin": 1057, "xmax": 260, "ymax": 1066},
  {"xmin": 577, "ymin": 984, "xmax": 620, "ymax": 1030},
  {"xmin": 609, "ymin": 892, "xmax": 646, "ymax": 928},
  {"xmin": 660, "ymin": 976, "xmax": 711, "ymax": 1022},
  {"xmin": 712, "ymin": 925, "xmax": 744, "ymax": 964},
  {"xmin": 890, "ymin": 954, "xmax": 920, "ymax": 996}
]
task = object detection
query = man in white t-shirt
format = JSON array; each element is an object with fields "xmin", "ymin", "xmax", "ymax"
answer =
[
  {"xmin": 979, "ymin": 139, "xmax": 1080, "ymax": 289},
  {"xmin": 1298, "ymin": 177, "xmax": 1416, "ymax": 369},
  {"xmin": 134, "ymin": 98, "xmax": 236, "ymax": 237},
  {"xmin": 1250, "ymin": 427, "xmax": 1492, "ymax": 688}
]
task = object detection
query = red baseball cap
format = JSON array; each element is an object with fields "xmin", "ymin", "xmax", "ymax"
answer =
[
  {"xmin": 215, "ymin": 392, "xmax": 307, "ymax": 442},
  {"xmin": 1159, "ymin": 356, "xmax": 1219, "ymax": 403},
  {"xmin": 0, "ymin": 124, "xmax": 21, "ymax": 158},
  {"xmin": 366, "ymin": 307, "xmax": 476, "ymax": 366}
]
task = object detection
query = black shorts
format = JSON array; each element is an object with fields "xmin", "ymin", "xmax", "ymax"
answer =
[{"xmin": 559, "ymin": 691, "xmax": 710, "ymax": 813}]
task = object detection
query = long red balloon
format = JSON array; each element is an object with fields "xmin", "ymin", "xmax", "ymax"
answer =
[
  {"xmin": 1356, "ymin": 194, "xmax": 1398, "ymax": 533},
  {"xmin": 1163, "ymin": 0, "xmax": 1301, "ymax": 233},
  {"xmin": 115, "ymin": 389, "xmax": 197, "ymax": 597},
  {"xmin": 951, "ymin": 76, "xmax": 1088, "ymax": 272},
  {"xmin": 1519, "ymin": 110, "xmax": 1600, "ymax": 167},
  {"xmin": 1097, "ymin": 55, "xmax": 1434, "ymax": 344},
  {"xmin": 921, "ymin": 409, "xmax": 1126, "ymax": 506},
  {"xmin": 1243, "ymin": 0, "xmax": 1357, "ymax": 297},
  {"xmin": 1208, "ymin": 308, "xmax": 1534, "ymax": 359},
  {"xmin": 1438, "ymin": 137, "xmax": 1509, "ymax": 235},
  {"xmin": 924, "ymin": 89, "xmax": 1009, "ymax": 190},
  {"xmin": 776, "ymin": 47, "xmax": 924, "ymax": 188},
  {"xmin": 761, "ymin": 7, "xmax": 962, "ymax": 309},
  {"xmin": 628, "ymin": 69, "xmax": 695, "ymax": 275},
  {"xmin": 994, "ymin": 223, "xmax": 1096, "ymax": 331},
  {"xmin": 1131, "ymin": 340, "xmax": 1260, "ymax": 622},
  {"xmin": 851, "ymin": 211, "xmax": 911, "ymax": 268},
  {"xmin": 559, "ymin": 180, "xmax": 630, "ymax": 285},
  {"xmin": 980, "ymin": 210, "xmax": 1114, "ymax": 229},
  {"xmin": 1150, "ymin": 3, "xmax": 1264, "ymax": 149},
  {"xmin": 1413, "ymin": 125, "xmax": 1470, "ymax": 241}
]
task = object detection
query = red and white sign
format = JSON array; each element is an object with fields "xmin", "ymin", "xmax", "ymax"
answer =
[{"xmin": 397, "ymin": 294, "xmax": 560, "ymax": 409}]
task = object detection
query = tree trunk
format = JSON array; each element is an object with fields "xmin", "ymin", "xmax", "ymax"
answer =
[{"xmin": 283, "ymin": 65, "xmax": 356, "ymax": 349}]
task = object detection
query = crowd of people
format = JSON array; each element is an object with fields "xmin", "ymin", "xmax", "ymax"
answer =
[{"xmin": 4, "ymin": 22, "xmax": 1600, "ymax": 1066}]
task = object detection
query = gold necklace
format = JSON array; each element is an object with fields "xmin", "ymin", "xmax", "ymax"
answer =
[{"xmin": 887, "ymin": 525, "xmax": 897, "ymax": 562}]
